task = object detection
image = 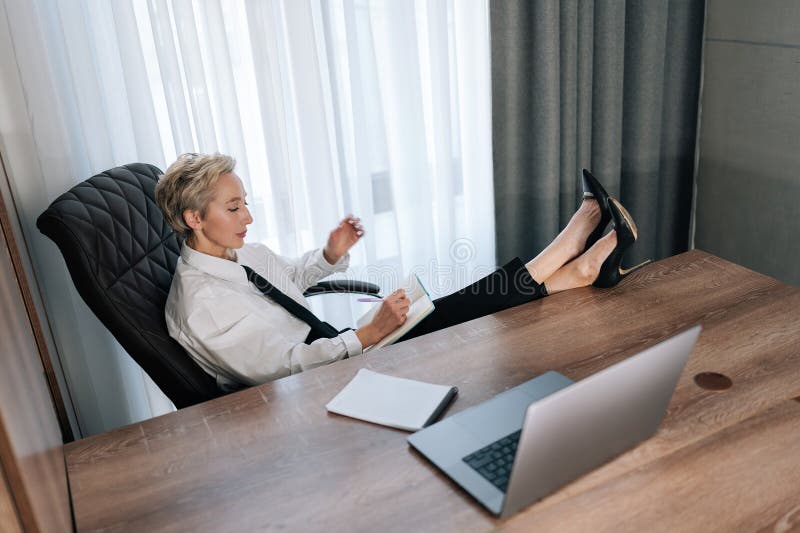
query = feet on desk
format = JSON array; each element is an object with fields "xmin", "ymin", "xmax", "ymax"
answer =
[
  {"xmin": 525, "ymin": 170, "xmax": 650, "ymax": 293},
  {"xmin": 542, "ymin": 230, "xmax": 617, "ymax": 293},
  {"xmin": 522, "ymin": 193, "xmax": 603, "ymax": 285}
]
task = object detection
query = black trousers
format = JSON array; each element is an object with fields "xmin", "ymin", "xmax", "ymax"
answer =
[{"xmin": 395, "ymin": 257, "xmax": 548, "ymax": 343}]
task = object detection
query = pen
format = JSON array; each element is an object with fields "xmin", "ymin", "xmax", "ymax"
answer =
[{"xmin": 357, "ymin": 297, "xmax": 383, "ymax": 302}]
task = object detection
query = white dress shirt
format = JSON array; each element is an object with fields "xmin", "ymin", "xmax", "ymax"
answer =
[{"xmin": 165, "ymin": 242, "xmax": 362, "ymax": 390}]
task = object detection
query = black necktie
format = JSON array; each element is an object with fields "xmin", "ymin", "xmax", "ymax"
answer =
[{"xmin": 242, "ymin": 265, "xmax": 339, "ymax": 344}]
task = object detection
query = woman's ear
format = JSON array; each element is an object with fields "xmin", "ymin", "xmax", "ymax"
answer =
[{"xmin": 183, "ymin": 209, "xmax": 202, "ymax": 231}]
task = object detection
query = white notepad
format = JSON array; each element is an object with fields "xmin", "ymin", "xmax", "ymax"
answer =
[{"xmin": 325, "ymin": 369, "xmax": 458, "ymax": 432}]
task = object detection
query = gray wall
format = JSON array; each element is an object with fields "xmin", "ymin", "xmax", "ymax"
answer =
[{"xmin": 695, "ymin": 1, "xmax": 800, "ymax": 286}]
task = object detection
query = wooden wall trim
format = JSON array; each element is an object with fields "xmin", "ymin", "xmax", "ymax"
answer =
[{"xmin": 0, "ymin": 154, "xmax": 75, "ymax": 442}]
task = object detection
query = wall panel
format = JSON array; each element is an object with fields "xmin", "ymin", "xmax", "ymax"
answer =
[{"xmin": 695, "ymin": 1, "xmax": 800, "ymax": 286}]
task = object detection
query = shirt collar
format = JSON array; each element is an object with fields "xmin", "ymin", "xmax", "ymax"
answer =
[{"xmin": 180, "ymin": 243, "xmax": 250, "ymax": 285}]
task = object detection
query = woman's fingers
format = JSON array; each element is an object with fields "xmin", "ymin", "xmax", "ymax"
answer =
[
  {"xmin": 342, "ymin": 215, "xmax": 365, "ymax": 236},
  {"xmin": 389, "ymin": 288, "xmax": 406, "ymax": 300},
  {"xmin": 394, "ymin": 304, "xmax": 409, "ymax": 320},
  {"xmin": 380, "ymin": 288, "xmax": 409, "ymax": 326}
]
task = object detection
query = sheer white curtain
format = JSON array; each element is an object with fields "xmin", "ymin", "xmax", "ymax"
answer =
[{"xmin": 0, "ymin": 0, "xmax": 494, "ymax": 436}]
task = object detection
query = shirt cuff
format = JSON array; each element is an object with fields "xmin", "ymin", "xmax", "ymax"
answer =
[
  {"xmin": 339, "ymin": 328, "xmax": 363, "ymax": 357},
  {"xmin": 319, "ymin": 249, "xmax": 350, "ymax": 272}
]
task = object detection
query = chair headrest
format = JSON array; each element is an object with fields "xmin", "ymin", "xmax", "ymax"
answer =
[{"xmin": 40, "ymin": 163, "xmax": 180, "ymax": 331}]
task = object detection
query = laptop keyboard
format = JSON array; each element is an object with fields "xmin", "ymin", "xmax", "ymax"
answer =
[{"xmin": 462, "ymin": 429, "xmax": 521, "ymax": 493}]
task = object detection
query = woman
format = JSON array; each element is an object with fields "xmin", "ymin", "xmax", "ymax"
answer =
[{"xmin": 156, "ymin": 153, "xmax": 646, "ymax": 390}]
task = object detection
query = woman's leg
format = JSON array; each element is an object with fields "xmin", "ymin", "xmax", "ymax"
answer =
[
  {"xmin": 523, "ymin": 200, "xmax": 602, "ymax": 284},
  {"xmin": 397, "ymin": 200, "xmax": 606, "ymax": 341},
  {"xmin": 395, "ymin": 198, "xmax": 617, "ymax": 343}
]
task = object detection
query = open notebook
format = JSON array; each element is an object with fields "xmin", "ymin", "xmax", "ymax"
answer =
[{"xmin": 356, "ymin": 274, "xmax": 435, "ymax": 351}]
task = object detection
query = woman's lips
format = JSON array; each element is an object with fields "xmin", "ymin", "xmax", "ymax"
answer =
[{"xmin": 237, "ymin": 231, "xmax": 247, "ymax": 239}]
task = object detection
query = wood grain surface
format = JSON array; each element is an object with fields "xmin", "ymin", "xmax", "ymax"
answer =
[
  {"xmin": 65, "ymin": 250, "xmax": 800, "ymax": 532},
  {"xmin": 499, "ymin": 400, "xmax": 800, "ymax": 532},
  {"xmin": 0, "ymin": 461, "xmax": 23, "ymax": 533}
]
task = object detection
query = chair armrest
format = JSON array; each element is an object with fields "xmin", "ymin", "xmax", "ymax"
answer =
[{"xmin": 303, "ymin": 280, "xmax": 380, "ymax": 297}]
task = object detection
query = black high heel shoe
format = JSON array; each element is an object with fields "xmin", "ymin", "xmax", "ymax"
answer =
[
  {"xmin": 593, "ymin": 198, "xmax": 651, "ymax": 288},
  {"xmin": 581, "ymin": 169, "xmax": 612, "ymax": 252}
]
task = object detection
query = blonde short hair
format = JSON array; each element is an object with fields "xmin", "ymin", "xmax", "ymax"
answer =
[{"xmin": 155, "ymin": 152, "xmax": 236, "ymax": 240}]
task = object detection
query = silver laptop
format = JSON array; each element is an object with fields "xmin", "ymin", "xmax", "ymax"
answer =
[{"xmin": 407, "ymin": 326, "xmax": 701, "ymax": 517}]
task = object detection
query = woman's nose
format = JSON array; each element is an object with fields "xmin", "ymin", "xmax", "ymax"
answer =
[{"xmin": 243, "ymin": 206, "xmax": 254, "ymax": 225}]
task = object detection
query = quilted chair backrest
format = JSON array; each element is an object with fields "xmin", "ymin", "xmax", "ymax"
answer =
[{"xmin": 37, "ymin": 163, "xmax": 223, "ymax": 408}]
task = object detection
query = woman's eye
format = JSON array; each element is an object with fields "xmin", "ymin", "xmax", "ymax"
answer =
[{"xmin": 228, "ymin": 207, "xmax": 239, "ymax": 212}]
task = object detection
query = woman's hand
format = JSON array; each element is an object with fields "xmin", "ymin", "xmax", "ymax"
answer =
[
  {"xmin": 355, "ymin": 289, "xmax": 409, "ymax": 347},
  {"xmin": 323, "ymin": 214, "xmax": 364, "ymax": 264}
]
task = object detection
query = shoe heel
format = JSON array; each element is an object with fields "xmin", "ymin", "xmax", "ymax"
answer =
[
  {"xmin": 619, "ymin": 258, "xmax": 651, "ymax": 276},
  {"xmin": 593, "ymin": 199, "xmax": 649, "ymax": 288}
]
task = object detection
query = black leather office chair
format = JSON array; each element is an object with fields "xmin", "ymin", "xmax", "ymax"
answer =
[{"xmin": 37, "ymin": 163, "xmax": 379, "ymax": 408}]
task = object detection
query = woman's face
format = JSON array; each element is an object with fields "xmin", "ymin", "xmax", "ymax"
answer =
[{"xmin": 185, "ymin": 171, "xmax": 253, "ymax": 258}]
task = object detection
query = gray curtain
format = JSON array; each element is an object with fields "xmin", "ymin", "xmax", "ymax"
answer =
[{"xmin": 491, "ymin": 0, "xmax": 705, "ymax": 266}]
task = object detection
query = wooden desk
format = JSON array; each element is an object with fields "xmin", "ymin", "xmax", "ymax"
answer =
[{"xmin": 64, "ymin": 250, "xmax": 800, "ymax": 532}]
